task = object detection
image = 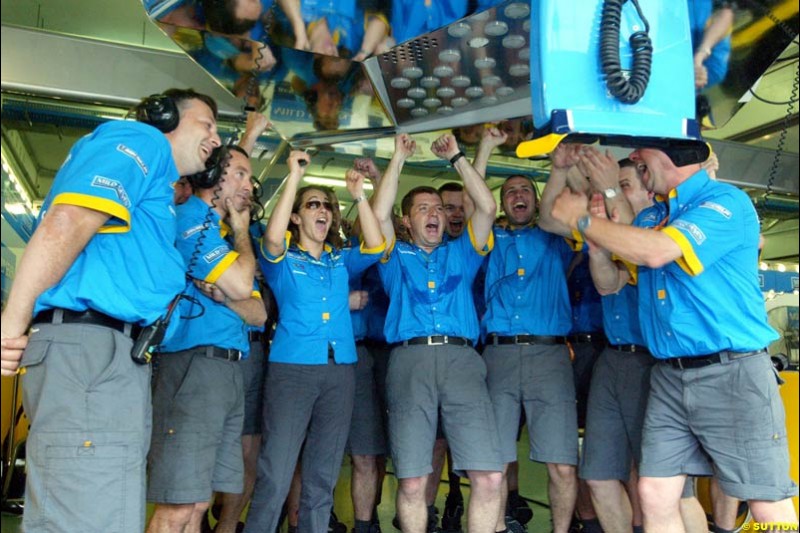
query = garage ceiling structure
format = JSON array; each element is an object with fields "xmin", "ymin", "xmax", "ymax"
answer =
[{"xmin": 1, "ymin": 0, "xmax": 798, "ymax": 264}]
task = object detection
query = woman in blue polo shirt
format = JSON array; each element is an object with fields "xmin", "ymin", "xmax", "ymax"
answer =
[{"xmin": 244, "ymin": 151, "xmax": 385, "ymax": 533}]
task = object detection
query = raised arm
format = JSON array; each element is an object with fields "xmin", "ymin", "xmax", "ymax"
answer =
[
  {"xmin": 694, "ymin": 6, "xmax": 734, "ymax": 89},
  {"xmin": 472, "ymin": 127, "xmax": 507, "ymax": 179},
  {"xmin": 431, "ymin": 133, "xmax": 497, "ymax": 248},
  {"xmin": 371, "ymin": 134, "xmax": 416, "ymax": 247},
  {"xmin": 465, "ymin": 127, "xmax": 508, "ymax": 220},
  {"xmin": 538, "ymin": 143, "xmax": 582, "ymax": 237},
  {"xmin": 264, "ymin": 150, "xmax": 310, "ymax": 257},
  {"xmin": 345, "ymin": 168, "xmax": 383, "ymax": 249},
  {"xmin": 353, "ymin": 14, "xmax": 390, "ymax": 61},
  {"xmin": 238, "ymin": 111, "xmax": 272, "ymax": 156},
  {"xmin": 276, "ymin": 0, "xmax": 309, "ymax": 51},
  {"xmin": 586, "ymin": 194, "xmax": 630, "ymax": 295}
]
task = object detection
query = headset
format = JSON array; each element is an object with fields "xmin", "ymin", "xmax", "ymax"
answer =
[
  {"xmin": 135, "ymin": 94, "xmax": 180, "ymax": 133},
  {"xmin": 186, "ymin": 145, "xmax": 231, "ymax": 189}
]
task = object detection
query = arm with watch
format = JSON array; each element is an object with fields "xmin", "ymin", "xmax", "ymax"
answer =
[
  {"xmin": 577, "ymin": 146, "xmax": 634, "ymax": 224},
  {"xmin": 553, "ymin": 192, "xmax": 682, "ymax": 269},
  {"xmin": 430, "ymin": 133, "xmax": 496, "ymax": 249}
]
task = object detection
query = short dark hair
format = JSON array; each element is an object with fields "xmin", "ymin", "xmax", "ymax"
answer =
[
  {"xmin": 501, "ymin": 174, "xmax": 539, "ymax": 206},
  {"xmin": 401, "ymin": 186, "xmax": 440, "ymax": 216},
  {"xmin": 203, "ymin": 0, "xmax": 258, "ymax": 35},
  {"xmin": 618, "ymin": 158, "xmax": 636, "ymax": 169},
  {"xmin": 437, "ymin": 182, "xmax": 463, "ymax": 194},
  {"xmin": 163, "ymin": 88, "xmax": 219, "ymax": 119}
]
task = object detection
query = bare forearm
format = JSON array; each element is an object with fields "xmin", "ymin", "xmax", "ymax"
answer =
[
  {"xmin": 227, "ymin": 297, "xmax": 267, "ymax": 326},
  {"xmin": 265, "ymin": 173, "xmax": 302, "ymax": 254},
  {"xmin": 454, "ymin": 157, "xmax": 494, "ymax": 217},
  {"xmin": 579, "ymin": 218, "xmax": 681, "ymax": 268},
  {"xmin": 277, "ymin": 0, "xmax": 305, "ymax": 39},
  {"xmin": 698, "ymin": 8, "xmax": 734, "ymax": 54},
  {"xmin": 232, "ymin": 228, "xmax": 256, "ymax": 277},
  {"xmin": 588, "ymin": 249, "xmax": 627, "ymax": 295},
  {"xmin": 359, "ymin": 16, "xmax": 389, "ymax": 56},
  {"xmin": 372, "ymin": 154, "xmax": 403, "ymax": 242},
  {"xmin": 472, "ymin": 143, "xmax": 493, "ymax": 179},
  {"xmin": 355, "ymin": 200, "xmax": 384, "ymax": 249},
  {"xmin": 539, "ymin": 167, "xmax": 574, "ymax": 237}
]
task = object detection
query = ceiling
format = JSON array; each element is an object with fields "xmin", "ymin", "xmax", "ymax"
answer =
[{"xmin": 1, "ymin": 0, "xmax": 798, "ymax": 262}]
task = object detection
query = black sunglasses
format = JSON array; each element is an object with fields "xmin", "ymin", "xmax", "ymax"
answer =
[{"xmin": 303, "ymin": 200, "xmax": 333, "ymax": 211}]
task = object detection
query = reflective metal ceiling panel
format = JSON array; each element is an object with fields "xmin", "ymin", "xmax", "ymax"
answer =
[{"xmin": 373, "ymin": 1, "xmax": 531, "ymax": 128}]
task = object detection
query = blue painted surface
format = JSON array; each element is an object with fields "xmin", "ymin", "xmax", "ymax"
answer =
[{"xmin": 530, "ymin": 0, "xmax": 697, "ymax": 140}]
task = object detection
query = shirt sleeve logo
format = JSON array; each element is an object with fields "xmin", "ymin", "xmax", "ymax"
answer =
[
  {"xmin": 182, "ymin": 223, "xmax": 208, "ymax": 239},
  {"xmin": 203, "ymin": 245, "xmax": 229, "ymax": 264},
  {"xmin": 673, "ymin": 220, "xmax": 706, "ymax": 245},
  {"xmin": 699, "ymin": 201, "xmax": 732, "ymax": 219},
  {"xmin": 91, "ymin": 176, "xmax": 131, "ymax": 208},
  {"xmin": 116, "ymin": 144, "xmax": 149, "ymax": 176}
]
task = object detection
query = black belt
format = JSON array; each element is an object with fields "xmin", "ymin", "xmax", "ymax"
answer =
[
  {"xmin": 203, "ymin": 346, "xmax": 243, "ymax": 362},
  {"xmin": 666, "ymin": 349, "xmax": 765, "ymax": 370},
  {"xmin": 34, "ymin": 308, "xmax": 142, "ymax": 338},
  {"xmin": 248, "ymin": 330, "xmax": 263, "ymax": 343},
  {"xmin": 610, "ymin": 344, "xmax": 650, "ymax": 354},
  {"xmin": 569, "ymin": 333, "xmax": 607, "ymax": 345},
  {"xmin": 488, "ymin": 334, "xmax": 566, "ymax": 346},
  {"xmin": 401, "ymin": 336, "xmax": 473, "ymax": 348}
]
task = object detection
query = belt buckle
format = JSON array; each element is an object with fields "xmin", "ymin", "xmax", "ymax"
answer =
[
  {"xmin": 513, "ymin": 335, "xmax": 521, "ymax": 345},
  {"xmin": 674, "ymin": 358, "xmax": 686, "ymax": 370},
  {"xmin": 429, "ymin": 335, "xmax": 446, "ymax": 346}
]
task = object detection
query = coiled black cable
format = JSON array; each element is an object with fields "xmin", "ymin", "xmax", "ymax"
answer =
[{"xmin": 600, "ymin": 0, "xmax": 653, "ymax": 104}]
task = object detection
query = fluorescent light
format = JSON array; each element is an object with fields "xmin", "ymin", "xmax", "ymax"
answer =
[
  {"xmin": 303, "ymin": 176, "xmax": 374, "ymax": 191},
  {"xmin": 5, "ymin": 203, "xmax": 28, "ymax": 215}
]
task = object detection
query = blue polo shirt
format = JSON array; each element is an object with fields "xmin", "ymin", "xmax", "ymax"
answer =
[
  {"xmin": 601, "ymin": 210, "xmax": 662, "ymax": 346},
  {"xmin": 482, "ymin": 225, "xmax": 574, "ymax": 337},
  {"xmin": 569, "ymin": 258, "xmax": 604, "ymax": 334},
  {"xmin": 379, "ymin": 221, "xmax": 493, "ymax": 344},
  {"xmin": 34, "ymin": 121, "xmax": 186, "ymax": 327},
  {"xmin": 636, "ymin": 169, "xmax": 778, "ymax": 358},
  {"xmin": 160, "ymin": 195, "xmax": 254, "ymax": 354},
  {"xmin": 260, "ymin": 232, "xmax": 384, "ymax": 364}
]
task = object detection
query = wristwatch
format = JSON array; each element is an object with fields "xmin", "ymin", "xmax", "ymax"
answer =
[
  {"xmin": 577, "ymin": 214, "xmax": 592, "ymax": 236},
  {"xmin": 603, "ymin": 186, "xmax": 621, "ymax": 199}
]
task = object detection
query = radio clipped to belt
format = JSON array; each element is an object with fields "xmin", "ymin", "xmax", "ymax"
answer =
[{"xmin": 130, "ymin": 295, "xmax": 181, "ymax": 364}]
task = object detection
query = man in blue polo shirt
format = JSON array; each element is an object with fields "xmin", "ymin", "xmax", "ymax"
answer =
[
  {"xmin": 147, "ymin": 145, "xmax": 267, "ymax": 533},
  {"xmin": 371, "ymin": 133, "xmax": 503, "ymax": 533},
  {"xmin": 0, "ymin": 89, "xmax": 221, "ymax": 533},
  {"xmin": 475, "ymin": 137, "xmax": 583, "ymax": 533},
  {"xmin": 551, "ymin": 145, "xmax": 799, "ymax": 532}
]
